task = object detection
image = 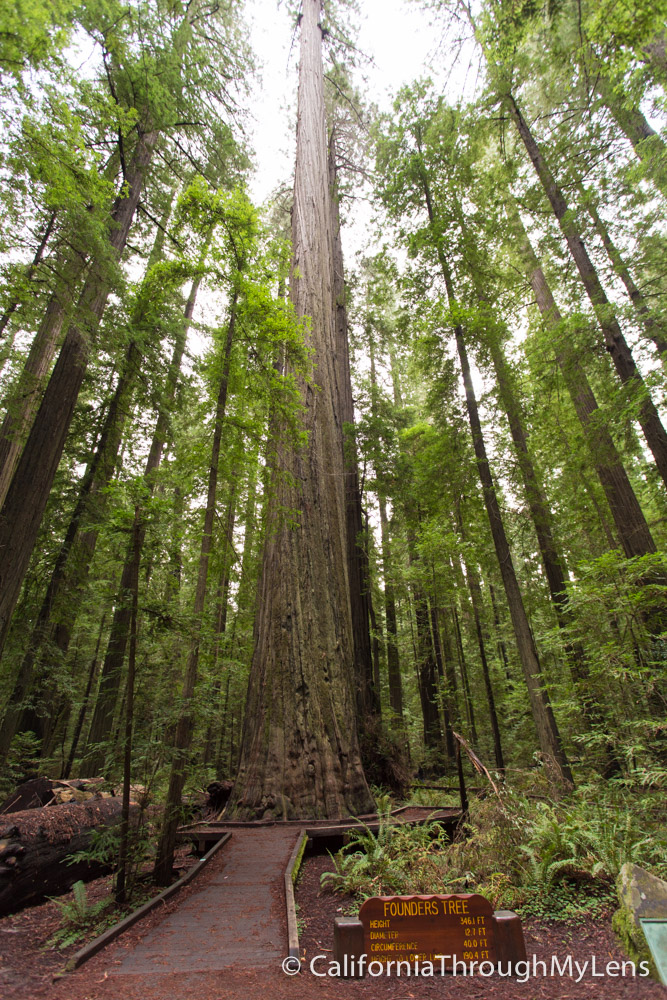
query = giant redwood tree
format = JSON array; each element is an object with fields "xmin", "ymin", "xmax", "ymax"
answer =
[{"xmin": 226, "ymin": 0, "xmax": 373, "ymax": 820}]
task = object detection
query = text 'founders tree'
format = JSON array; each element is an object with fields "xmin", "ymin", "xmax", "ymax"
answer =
[{"xmin": 226, "ymin": 0, "xmax": 373, "ymax": 820}]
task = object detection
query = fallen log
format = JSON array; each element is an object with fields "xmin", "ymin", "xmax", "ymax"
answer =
[
  {"xmin": 0, "ymin": 776, "xmax": 109, "ymax": 814},
  {"xmin": 0, "ymin": 798, "xmax": 132, "ymax": 916},
  {"xmin": 0, "ymin": 776, "xmax": 55, "ymax": 813}
]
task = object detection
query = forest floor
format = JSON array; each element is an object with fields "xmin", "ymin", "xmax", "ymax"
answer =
[{"xmin": 2, "ymin": 842, "xmax": 665, "ymax": 1000}]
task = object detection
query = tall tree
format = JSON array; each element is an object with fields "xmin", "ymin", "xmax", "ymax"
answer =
[
  {"xmin": 329, "ymin": 128, "xmax": 379, "ymax": 725},
  {"xmin": 227, "ymin": 0, "xmax": 373, "ymax": 820},
  {"xmin": 0, "ymin": 0, "xmax": 248, "ymax": 653}
]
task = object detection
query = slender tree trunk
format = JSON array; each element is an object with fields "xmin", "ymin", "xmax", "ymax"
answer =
[
  {"xmin": 367, "ymin": 569, "xmax": 382, "ymax": 709},
  {"xmin": 508, "ymin": 198, "xmax": 657, "ymax": 559},
  {"xmin": 418, "ymin": 165, "xmax": 572, "ymax": 788},
  {"xmin": 411, "ymin": 584, "xmax": 442, "ymax": 757},
  {"xmin": 579, "ymin": 185, "xmax": 667, "ymax": 357},
  {"xmin": 0, "ymin": 128, "xmax": 158, "ymax": 652},
  {"xmin": 429, "ymin": 597, "xmax": 455, "ymax": 759},
  {"xmin": 452, "ymin": 601, "xmax": 478, "ymax": 744},
  {"xmin": 154, "ymin": 294, "xmax": 237, "ymax": 882},
  {"xmin": 0, "ymin": 149, "xmax": 122, "ymax": 503},
  {"xmin": 234, "ymin": 459, "xmax": 258, "ymax": 613},
  {"xmin": 369, "ymin": 335, "xmax": 404, "ymax": 725},
  {"xmin": 454, "ymin": 508, "xmax": 504, "ymax": 771},
  {"xmin": 594, "ymin": 73, "xmax": 667, "ymax": 199},
  {"xmin": 115, "ymin": 507, "xmax": 140, "ymax": 904},
  {"xmin": 378, "ymin": 494, "xmax": 404, "ymax": 723},
  {"xmin": 439, "ymin": 608, "xmax": 462, "ymax": 732},
  {"xmin": 464, "ymin": 563, "xmax": 504, "ymax": 770},
  {"xmin": 453, "ymin": 319, "xmax": 572, "ymax": 787},
  {"xmin": 78, "ymin": 274, "xmax": 197, "ymax": 777},
  {"xmin": 482, "ymin": 326, "xmax": 615, "ymax": 752},
  {"xmin": 216, "ymin": 672, "xmax": 231, "ymax": 776},
  {"xmin": 0, "ymin": 399, "xmax": 109, "ymax": 764},
  {"xmin": 0, "ymin": 211, "xmax": 57, "ymax": 341},
  {"xmin": 203, "ymin": 484, "xmax": 238, "ymax": 765},
  {"xmin": 458, "ymin": 207, "xmax": 594, "ymax": 687},
  {"xmin": 507, "ymin": 94, "xmax": 667, "ymax": 488},
  {"xmin": 1, "ymin": 211, "xmax": 171, "ymax": 756},
  {"xmin": 226, "ymin": 0, "xmax": 372, "ymax": 821},
  {"xmin": 0, "ymin": 255, "xmax": 86, "ymax": 508},
  {"xmin": 489, "ymin": 583, "xmax": 511, "ymax": 681},
  {"xmin": 214, "ymin": 486, "xmax": 237, "ymax": 648},
  {"xmin": 16, "ymin": 339, "xmax": 144, "ymax": 746},
  {"xmin": 62, "ymin": 615, "xmax": 106, "ymax": 779}
]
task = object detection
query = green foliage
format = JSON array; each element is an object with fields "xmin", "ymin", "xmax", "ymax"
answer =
[
  {"xmin": 47, "ymin": 880, "xmax": 111, "ymax": 949},
  {"xmin": 0, "ymin": 0, "xmax": 76, "ymax": 80},
  {"xmin": 320, "ymin": 813, "xmax": 453, "ymax": 902},
  {"xmin": 0, "ymin": 730, "xmax": 41, "ymax": 798},
  {"xmin": 320, "ymin": 779, "xmax": 667, "ymax": 923}
]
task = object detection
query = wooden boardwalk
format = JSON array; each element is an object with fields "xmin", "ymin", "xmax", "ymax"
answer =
[
  {"xmin": 110, "ymin": 825, "xmax": 298, "ymax": 976},
  {"xmin": 51, "ymin": 805, "xmax": 460, "ymax": 997}
]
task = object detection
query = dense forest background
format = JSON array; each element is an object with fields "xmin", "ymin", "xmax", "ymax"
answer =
[{"xmin": 0, "ymin": 0, "xmax": 665, "ymax": 911}]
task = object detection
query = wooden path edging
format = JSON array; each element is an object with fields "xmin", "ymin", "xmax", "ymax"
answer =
[
  {"xmin": 284, "ymin": 828, "xmax": 308, "ymax": 959},
  {"xmin": 59, "ymin": 831, "xmax": 233, "ymax": 975}
]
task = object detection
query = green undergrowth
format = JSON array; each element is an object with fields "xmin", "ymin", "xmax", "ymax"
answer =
[
  {"xmin": 47, "ymin": 881, "xmax": 114, "ymax": 950},
  {"xmin": 47, "ymin": 878, "xmax": 156, "ymax": 950},
  {"xmin": 320, "ymin": 776, "xmax": 667, "ymax": 924}
]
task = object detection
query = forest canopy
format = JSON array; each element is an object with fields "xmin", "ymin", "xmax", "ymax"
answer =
[{"xmin": 0, "ymin": 0, "xmax": 665, "ymax": 904}]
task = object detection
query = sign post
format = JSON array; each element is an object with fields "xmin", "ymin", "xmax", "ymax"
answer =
[{"xmin": 333, "ymin": 893, "xmax": 526, "ymax": 978}]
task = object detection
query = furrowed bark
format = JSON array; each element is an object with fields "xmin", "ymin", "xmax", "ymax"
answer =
[
  {"xmin": 227, "ymin": 0, "xmax": 372, "ymax": 820},
  {"xmin": 329, "ymin": 128, "xmax": 379, "ymax": 723}
]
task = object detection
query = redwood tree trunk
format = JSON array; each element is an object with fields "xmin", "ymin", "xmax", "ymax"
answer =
[
  {"xmin": 454, "ymin": 318, "xmax": 572, "ymax": 787},
  {"xmin": 329, "ymin": 129, "xmax": 378, "ymax": 723},
  {"xmin": 412, "ymin": 586, "xmax": 442, "ymax": 758},
  {"xmin": 154, "ymin": 294, "xmax": 237, "ymax": 881},
  {"xmin": 77, "ymin": 275, "xmax": 197, "ymax": 777},
  {"xmin": 0, "ymin": 255, "xmax": 86, "ymax": 508},
  {"xmin": 579, "ymin": 186, "xmax": 667, "ymax": 357},
  {"xmin": 509, "ymin": 199, "xmax": 657, "ymax": 559},
  {"xmin": 508, "ymin": 94, "xmax": 667, "ymax": 488},
  {"xmin": 0, "ymin": 212, "xmax": 57, "ymax": 342},
  {"xmin": 379, "ymin": 492, "xmax": 404, "ymax": 723},
  {"xmin": 226, "ymin": 0, "xmax": 372, "ymax": 820},
  {"xmin": 594, "ymin": 73, "xmax": 667, "ymax": 199},
  {"xmin": 419, "ymin": 167, "xmax": 573, "ymax": 788},
  {"xmin": 370, "ymin": 334, "xmax": 404, "ymax": 725},
  {"xmin": 0, "ymin": 211, "xmax": 170, "ymax": 760},
  {"xmin": 0, "ymin": 128, "xmax": 158, "ymax": 652}
]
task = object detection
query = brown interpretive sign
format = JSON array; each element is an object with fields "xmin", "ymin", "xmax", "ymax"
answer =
[{"xmin": 359, "ymin": 893, "xmax": 496, "ymax": 970}]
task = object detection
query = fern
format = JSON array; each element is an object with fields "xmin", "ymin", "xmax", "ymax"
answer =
[{"xmin": 48, "ymin": 881, "xmax": 111, "ymax": 950}]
